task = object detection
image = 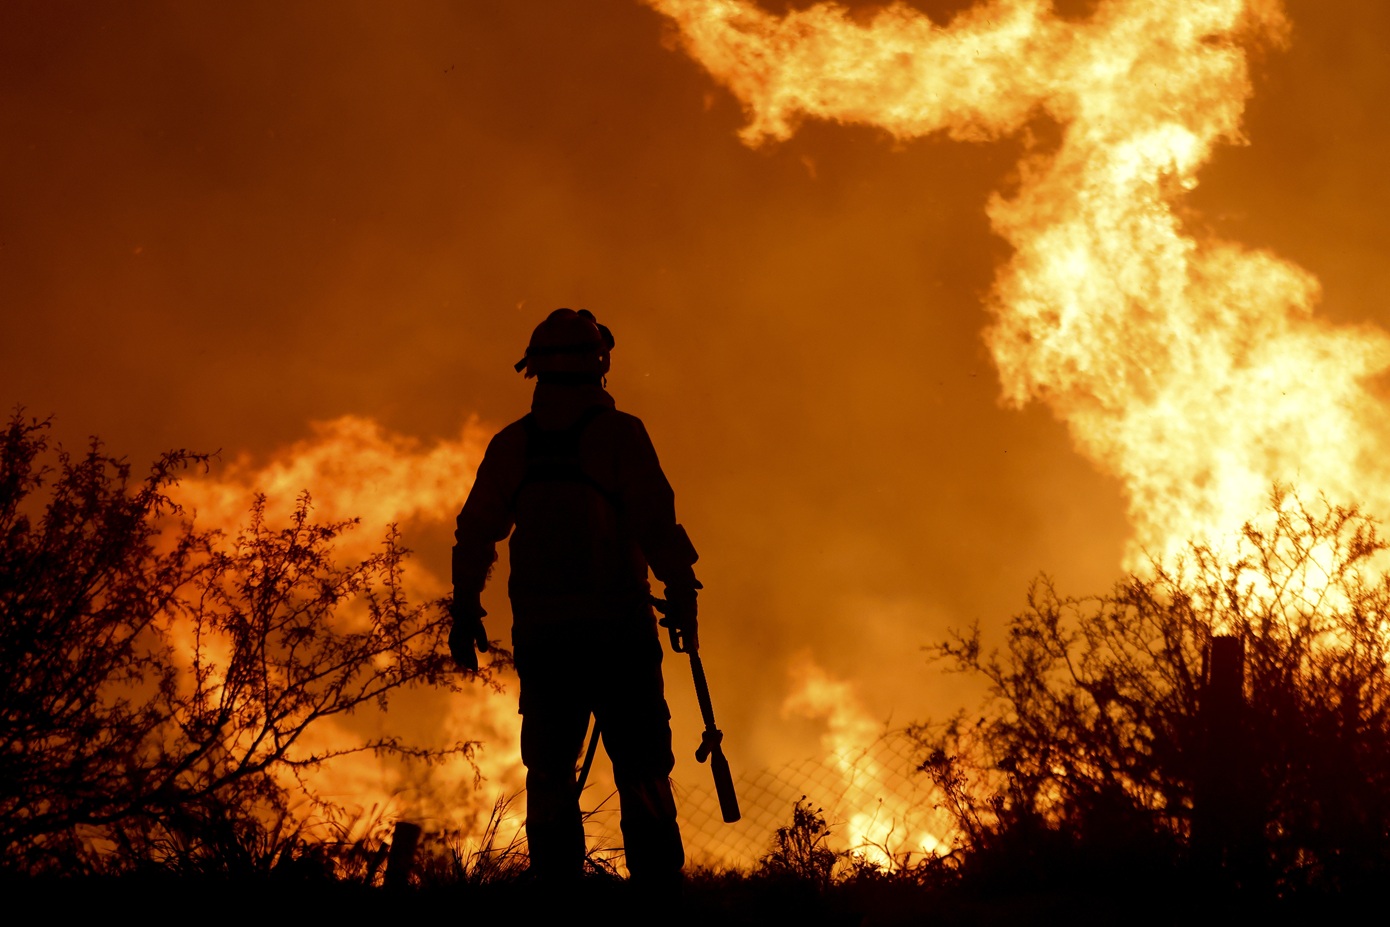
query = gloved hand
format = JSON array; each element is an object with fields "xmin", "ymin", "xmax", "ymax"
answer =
[
  {"xmin": 658, "ymin": 590, "xmax": 698, "ymax": 653},
  {"xmin": 448, "ymin": 597, "xmax": 490, "ymax": 673}
]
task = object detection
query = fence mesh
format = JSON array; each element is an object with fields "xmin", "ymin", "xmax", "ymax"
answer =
[{"xmin": 579, "ymin": 729, "xmax": 954, "ymax": 872}]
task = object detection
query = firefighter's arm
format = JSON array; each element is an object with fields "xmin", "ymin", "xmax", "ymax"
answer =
[
  {"xmin": 450, "ymin": 431, "xmax": 517, "ymax": 671},
  {"xmin": 654, "ymin": 533, "xmax": 701, "ymax": 652},
  {"xmin": 619, "ymin": 419, "xmax": 702, "ymax": 648}
]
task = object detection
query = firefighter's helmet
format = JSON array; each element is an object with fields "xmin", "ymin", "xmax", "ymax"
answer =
[{"xmin": 514, "ymin": 308, "xmax": 614, "ymax": 378}]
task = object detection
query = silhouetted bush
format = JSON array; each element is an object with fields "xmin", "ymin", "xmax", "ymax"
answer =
[
  {"xmin": 0, "ymin": 414, "xmax": 496, "ymax": 874},
  {"xmin": 915, "ymin": 487, "xmax": 1390, "ymax": 896},
  {"xmin": 757, "ymin": 798, "xmax": 843, "ymax": 888}
]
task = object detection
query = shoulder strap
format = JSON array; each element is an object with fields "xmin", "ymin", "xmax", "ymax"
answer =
[{"xmin": 510, "ymin": 406, "xmax": 619, "ymax": 511}]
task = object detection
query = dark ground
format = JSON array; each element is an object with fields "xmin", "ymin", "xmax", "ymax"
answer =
[{"xmin": 4, "ymin": 870, "xmax": 1367, "ymax": 927}]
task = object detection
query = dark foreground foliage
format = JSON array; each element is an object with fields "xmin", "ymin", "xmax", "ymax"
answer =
[
  {"xmin": 0, "ymin": 413, "xmax": 505, "ymax": 873},
  {"xmin": 2, "ymin": 858, "xmax": 1360, "ymax": 927},
  {"xmin": 915, "ymin": 487, "xmax": 1390, "ymax": 901}
]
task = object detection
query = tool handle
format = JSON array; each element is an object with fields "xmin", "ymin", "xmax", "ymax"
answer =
[
  {"xmin": 710, "ymin": 745, "xmax": 741, "ymax": 823},
  {"xmin": 576, "ymin": 715, "xmax": 601, "ymax": 798},
  {"xmin": 690, "ymin": 652, "xmax": 719, "ymax": 731},
  {"xmin": 654, "ymin": 596, "xmax": 740, "ymax": 824}
]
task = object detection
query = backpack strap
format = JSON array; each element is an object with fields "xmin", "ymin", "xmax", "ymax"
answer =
[{"xmin": 509, "ymin": 406, "xmax": 620, "ymax": 512}]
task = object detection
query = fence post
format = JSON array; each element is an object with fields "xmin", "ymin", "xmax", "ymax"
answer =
[
  {"xmin": 384, "ymin": 820, "xmax": 422, "ymax": 889},
  {"xmin": 1194, "ymin": 634, "xmax": 1256, "ymax": 882}
]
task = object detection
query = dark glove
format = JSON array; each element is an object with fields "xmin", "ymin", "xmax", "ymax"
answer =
[
  {"xmin": 448, "ymin": 597, "xmax": 489, "ymax": 673},
  {"xmin": 657, "ymin": 590, "xmax": 698, "ymax": 653}
]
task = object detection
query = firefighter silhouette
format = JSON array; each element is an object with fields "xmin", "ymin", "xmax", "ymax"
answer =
[{"xmin": 450, "ymin": 308, "xmax": 700, "ymax": 886}]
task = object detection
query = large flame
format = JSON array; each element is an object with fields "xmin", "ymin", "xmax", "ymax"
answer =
[
  {"xmin": 173, "ymin": 415, "xmax": 526, "ymax": 835},
  {"xmin": 784, "ymin": 653, "xmax": 945, "ymax": 867},
  {"xmin": 178, "ymin": 414, "xmax": 491, "ymax": 576},
  {"xmin": 648, "ymin": 0, "xmax": 1390, "ymax": 563}
]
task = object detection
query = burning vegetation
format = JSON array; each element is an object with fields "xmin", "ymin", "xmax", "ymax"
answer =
[{"xmin": 917, "ymin": 487, "xmax": 1390, "ymax": 898}]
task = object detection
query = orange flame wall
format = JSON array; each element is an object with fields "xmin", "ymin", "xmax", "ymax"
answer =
[{"xmin": 649, "ymin": 0, "xmax": 1390, "ymax": 564}]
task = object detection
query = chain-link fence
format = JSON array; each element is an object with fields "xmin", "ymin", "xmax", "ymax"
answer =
[{"xmin": 579, "ymin": 729, "xmax": 954, "ymax": 872}]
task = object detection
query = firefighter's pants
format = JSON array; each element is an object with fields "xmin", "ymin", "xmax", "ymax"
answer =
[{"xmin": 516, "ymin": 627, "xmax": 684, "ymax": 882}]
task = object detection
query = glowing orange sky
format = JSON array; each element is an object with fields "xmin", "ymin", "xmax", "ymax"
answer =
[{"xmin": 4, "ymin": 0, "xmax": 1390, "ymax": 840}]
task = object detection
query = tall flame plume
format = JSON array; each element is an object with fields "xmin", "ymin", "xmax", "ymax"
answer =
[{"xmin": 649, "ymin": 0, "xmax": 1390, "ymax": 562}]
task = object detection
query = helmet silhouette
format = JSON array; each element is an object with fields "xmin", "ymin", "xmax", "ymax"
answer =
[{"xmin": 514, "ymin": 308, "xmax": 615, "ymax": 379}]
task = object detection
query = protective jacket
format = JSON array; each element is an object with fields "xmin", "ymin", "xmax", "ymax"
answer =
[{"xmin": 452, "ymin": 382, "xmax": 699, "ymax": 647}]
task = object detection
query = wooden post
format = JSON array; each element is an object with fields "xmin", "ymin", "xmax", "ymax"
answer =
[
  {"xmin": 384, "ymin": 820, "xmax": 422, "ymax": 889},
  {"xmin": 1207, "ymin": 636, "xmax": 1245, "ymax": 714},
  {"xmin": 1194, "ymin": 635, "xmax": 1253, "ymax": 880}
]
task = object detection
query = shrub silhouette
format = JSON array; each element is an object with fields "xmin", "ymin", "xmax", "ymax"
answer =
[
  {"xmin": 916, "ymin": 487, "xmax": 1390, "ymax": 895},
  {"xmin": 757, "ymin": 798, "xmax": 843, "ymax": 888},
  {"xmin": 0, "ymin": 414, "xmax": 495, "ymax": 873}
]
